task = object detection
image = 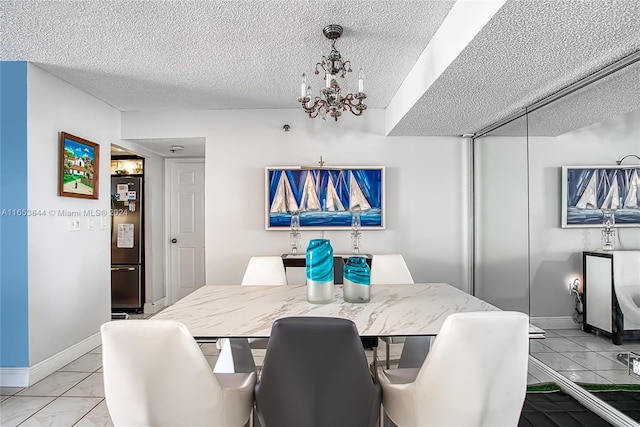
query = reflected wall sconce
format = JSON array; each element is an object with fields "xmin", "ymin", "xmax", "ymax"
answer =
[
  {"xmin": 616, "ymin": 154, "xmax": 640, "ymax": 165},
  {"xmin": 568, "ymin": 277, "xmax": 581, "ymax": 295}
]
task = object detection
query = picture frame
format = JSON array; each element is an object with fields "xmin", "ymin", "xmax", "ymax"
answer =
[
  {"xmin": 561, "ymin": 165, "xmax": 640, "ymax": 228},
  {"xmin": 265, "ymin": 166, "xmax": 385, "ymax": 230},
  {"xmin": 59, "ymin": 132, "xmax": 100, "ymax": 199}
]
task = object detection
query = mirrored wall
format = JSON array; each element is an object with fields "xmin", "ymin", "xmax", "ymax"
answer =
[{"xmin": 473, "ymin": 52, "xmax": 640, "ymax": 413}]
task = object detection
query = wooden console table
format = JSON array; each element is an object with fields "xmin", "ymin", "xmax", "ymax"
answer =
[
  {"xmin": 281, "ymin": 253, "xmax": 372, "ymax": 285},
  {"xmin": 281, "ymin": 253, "xmax": 372, "ymax": 269}
]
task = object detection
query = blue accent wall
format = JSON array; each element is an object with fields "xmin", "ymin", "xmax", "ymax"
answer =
[{"xmin": 0, "ymin": 61, "xmax": 29, "ymax": 367}]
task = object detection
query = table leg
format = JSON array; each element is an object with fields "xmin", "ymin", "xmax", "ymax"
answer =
[{"xmin": 213, "ymin": 338, "xmax": 257, "ymax": 373}]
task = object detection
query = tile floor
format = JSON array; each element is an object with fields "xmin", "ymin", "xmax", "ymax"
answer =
[
  {"xmin": 528, "ymin": 328, "xmax": 640, "ymax": 386},
  {"xmin": 2, "ymin": 324, "xmax": 639, "ymax": 426}
]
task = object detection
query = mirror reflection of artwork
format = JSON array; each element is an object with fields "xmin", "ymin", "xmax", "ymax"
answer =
[
  {"xmin": 265, "ymin": 167, "xmax": 385, "ymax": 230},
  {"xmin": 562, "ymin": 166, "xmax": 640, "ymax": 227},
  {"xmin": 59, "ymin": 132, "xmax": 100, "ymax": 199}
]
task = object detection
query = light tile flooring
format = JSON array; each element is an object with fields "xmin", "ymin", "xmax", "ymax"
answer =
[
  {"xmin": 2, "ymin": 324, "xmax": 640, "ymax": 426},
  {"xmin": 528, "ymin": 328, "xmax": 640, "ymax": 386}
]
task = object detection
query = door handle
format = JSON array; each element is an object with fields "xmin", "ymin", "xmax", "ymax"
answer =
[
  {"xmin": 111, "ymin": 267, "xmax": 136, "ymax": 271},
  {"xmin": 171, "ymin": 238, "xmax": 178, "ymax": 243}
]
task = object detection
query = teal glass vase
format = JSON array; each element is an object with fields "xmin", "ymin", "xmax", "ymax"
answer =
[
  {"xmin": 306, "ymin": 239, "xmax": 334, "ymax": 303},
  {"xmin": 343, "ymin": 256, "xmax": 371, "ymax": 303}
]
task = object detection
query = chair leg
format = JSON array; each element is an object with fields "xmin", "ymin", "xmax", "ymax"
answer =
[
  {"xmin": 397, "ymin": 336, "xmax": 432, "ymax": 369},
  {"xmin": 385, "ymin": 340, "xmax": 390, "ymax": 369}
]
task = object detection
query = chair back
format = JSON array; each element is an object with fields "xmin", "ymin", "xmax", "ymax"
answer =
[
  {"xmin": 413, "ymin": 311, "xmax": 529, "ymax": 426},
  {"xmin": 101, "ymin": 320, "xmax": 245, "ymax": 426},
  {"xmin": 241, "ymin": 256, "xmax": 288, "ymax": 286},
  {"xmin": 370, "ymin": 254, "xmax": 414, "ymax": 284},
  {"xmin": 254, "ymin": 317, "xmax": 381, "ymax": 427}
]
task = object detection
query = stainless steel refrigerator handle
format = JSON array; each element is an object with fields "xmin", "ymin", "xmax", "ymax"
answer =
[{"xmin": 111, "ymin": 267, "xmax": 136, "ymax": 271}]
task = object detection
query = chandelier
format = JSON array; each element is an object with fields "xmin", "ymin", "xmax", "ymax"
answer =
[{"xmin": 297, "ymin": 24, "xmax": 367, "ymax": 121}]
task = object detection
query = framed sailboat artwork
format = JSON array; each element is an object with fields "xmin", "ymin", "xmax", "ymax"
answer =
[
  {"xmin": 265, "ymin": 166, "xmax": 385, "ymax": 230},
  {"xmin": 561, "ymin": 166, "xmax": 640, "ymax": 227}
]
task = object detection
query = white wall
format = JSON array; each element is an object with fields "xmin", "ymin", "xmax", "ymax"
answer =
[
  {"xmin": 27, "ymin": 64, "xmax": 116, "ymax": 364},
  {"xmin": 122, "ymin": 109, "xmax": 470, "ymax": 290},
  {"xmin": 528, "ymin": 109, "xmax": 640, "ymax": 317},
  {"xmin": 474, "ymin": 129, "xmax": 530, "ymax": 313}
]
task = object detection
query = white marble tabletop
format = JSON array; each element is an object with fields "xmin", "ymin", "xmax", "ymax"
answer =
[{"xmin": 153, "ymin": 283, "xmax": 545, "ymax": 339}]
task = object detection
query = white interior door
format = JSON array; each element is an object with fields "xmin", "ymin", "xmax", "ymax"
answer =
[{"xmin": 168, "ymin": 160, "xmax": 205, "ymax": 304}]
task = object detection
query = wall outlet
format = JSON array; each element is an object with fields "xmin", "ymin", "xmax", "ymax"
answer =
[
  {"xmin": 69, "ymin": 218, "xmax": 80, "ymax": 231},
  {"xmin": 630, "ymin": 353, "xmax": 640, "ymax": 380}
]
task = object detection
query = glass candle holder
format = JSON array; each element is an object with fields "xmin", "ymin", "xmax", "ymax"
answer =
[
  {"xmin": 601, "ymin": 209, "xmax": 616, "ymax": 252},
  {"xmin": 289, "ymin": 211, "xmax": 301, "ymax": 254},
  {"xmin": 351, "ymin": 209, "xmax": 362, "ymax": 255}
]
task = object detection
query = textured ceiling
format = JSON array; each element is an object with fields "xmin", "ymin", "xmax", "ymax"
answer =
[
  {"xmin": 388, "ymin": 0, "xmax": 640, "ymax": 136},
  {"xmin": 487, "ymin": 59, "xmax": 640, "ymax": 137},
  {"xmin": 113, "ymin": 138, "xmax": 206, "ymax": 157},
  {"xmin": 1, "ymin": 0, "xmax": 639, "ymax": 138},
  {"xmin": 0, "ymin": 0, "xmax": 455, "ymax": 111}
]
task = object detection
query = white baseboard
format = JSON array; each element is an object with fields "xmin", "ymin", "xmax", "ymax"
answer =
[
  {"xmin": 530, "ymin": 316, "xmax": 580, "ymax": 330},
  {"xmin": 0, "ymin": 332, "xmax": 101, "ymax": 387},
  {"xmin": 144, "ymin": 297, "xmax": 166, "ymax": 314}
]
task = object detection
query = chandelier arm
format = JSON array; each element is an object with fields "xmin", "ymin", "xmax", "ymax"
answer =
[
  {"xmin": 342, "ymin": 96, "xmax": 367, "ymax": 116},
  {"xmin": 342, "ymin": 101, "xmax": 361, "ymax": 116}
]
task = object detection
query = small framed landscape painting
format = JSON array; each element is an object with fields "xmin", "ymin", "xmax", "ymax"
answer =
[
  {"xmin": 265, "ymin": 166, "xmax": 385, "ymax": 230},
  {"xmin": 561, "ymin": 165, "xmax": 640, "ymax": 228},
  {"xmin": 59, "ymin": 132, "xmax": 100, "ymax": 199}
]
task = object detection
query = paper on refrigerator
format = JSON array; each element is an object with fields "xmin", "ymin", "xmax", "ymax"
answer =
[{"xmin": 117, "ymin": 223, "xmax": 135, "ymax": 248}]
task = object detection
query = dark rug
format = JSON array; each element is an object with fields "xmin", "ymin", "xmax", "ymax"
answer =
[
  {"xmin": 519, "ymin": 392, "xmax": 612, "ymax": 426},
  {"xmin": 519, "ymin": 383, "xmax": 640, "ymax": 426}
]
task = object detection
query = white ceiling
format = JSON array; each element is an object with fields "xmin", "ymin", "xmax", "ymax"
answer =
[{"xmin": 2, "ymin": 0, "xmax": 639, "ymax": 144}]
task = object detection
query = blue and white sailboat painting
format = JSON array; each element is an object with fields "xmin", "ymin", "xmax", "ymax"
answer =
[
  {"xmin": 563, "ymin": 166, "xmax": 640, "ymax": 227},
  {"xmin": 266, "ymin": 167, "xmax": 385, "ymax": 229}
]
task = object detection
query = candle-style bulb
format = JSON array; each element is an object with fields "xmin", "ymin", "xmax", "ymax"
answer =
[
  {"xmin": 358, "ymin": 68, "xmax": 364, "ymax": 93},
  {"xmin": 301, "ymin": 73, "xmax": 307, "ymax": 98}
]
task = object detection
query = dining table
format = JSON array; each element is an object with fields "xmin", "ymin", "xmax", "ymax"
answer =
[{"xmin": 152, "ymin": 282, "xmax": 545, "ymax": 339}]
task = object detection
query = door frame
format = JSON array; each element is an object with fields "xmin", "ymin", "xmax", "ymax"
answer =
[{"xmin": 164, "ymin": 158, "xmax": 206, "ymax": 305}]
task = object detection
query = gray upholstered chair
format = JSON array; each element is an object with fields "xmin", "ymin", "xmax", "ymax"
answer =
[
  {"xmin": 254, "ymin": 317, "xmax": 381, "ymax": 427},
  {"xmin": 101, "ymin": 320, "xmax": 255, "ymax": 427}
]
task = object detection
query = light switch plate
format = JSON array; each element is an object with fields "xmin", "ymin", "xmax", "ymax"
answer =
[
  {"xmin": 87, "ymin": 218, "xmax": 95, "ymax": 231},
  {"xmin": 100, "ymin": 216, "xmax": 108, "ymax": 230},
  {"xmin": 69, "ymin": 218, "xmax": 80, "ymax": 231}
]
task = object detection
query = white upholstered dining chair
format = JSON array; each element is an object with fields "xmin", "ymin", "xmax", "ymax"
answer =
[
  {"xmin": 371, "ymin": 254, "xmax": 417, "ymax": 368},
  {"xmin": 378, "ymin": 311, "xmax": 529, "ymax": 427},
  {"xmin": 101, "ymin": 320, "xmax": 255, "ymax": 427},
  {"xmin": 214, "ymin": 256, "xmax": 287, "ymax": 373},
  {"xmin": 370, "ymin": 254, "xmax": 414, "ymax": 285},
  {"xmin": 217, "ymin": 256, "xmax": 287, "ymax": 349}
]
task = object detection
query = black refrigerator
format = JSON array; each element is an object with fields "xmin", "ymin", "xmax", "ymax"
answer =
[{"xmin": 111, "ymin": 175, "xmax": 144, "ymax": 312}]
